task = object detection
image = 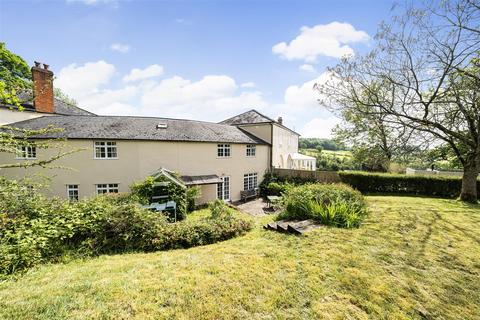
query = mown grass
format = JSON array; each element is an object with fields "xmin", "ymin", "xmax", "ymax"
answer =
[{"xmin": 1, "ymin": 196, "xmax": 479, "ymax": 319}]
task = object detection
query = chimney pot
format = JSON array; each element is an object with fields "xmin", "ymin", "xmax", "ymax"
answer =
[
  {"xmin": 277, "ymin": 116, "xmax": 283, "ymax": 125},
  {"xmin": 43, "ymin": 64, "xmax": 49, "ymax": 70},
  {"xmin": 34, "ymin": 61, "xmax": 41, "ymax": 67}
]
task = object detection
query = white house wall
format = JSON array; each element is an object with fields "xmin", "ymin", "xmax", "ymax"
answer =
[{"xmin": 0, "ymin": 139, "xmax": 270, "ymax": 203}]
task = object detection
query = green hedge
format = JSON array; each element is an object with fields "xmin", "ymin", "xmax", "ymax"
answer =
[{"xmin": 339, "ymin": 171, "xmax": 480, "ymax": 198}]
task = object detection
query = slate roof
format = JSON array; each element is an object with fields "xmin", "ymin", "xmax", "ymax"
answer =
[
  {"xmin": 6, "ymin": 115, "xmax": 269, "ymax": 144},
  {"xmin": 220, "ymin": 109, "xmax": 301, "ymax": 136},
  {"xmin": 0, "ymin": 91, "xmax": 95, "ymax": 116},
  {"xmin": 180, "ymin": 174, "xmax": 222, "ymax": 185},
  {"xmin": 219, "ymin": 109, "xmax": 275, "ymax": 125}
]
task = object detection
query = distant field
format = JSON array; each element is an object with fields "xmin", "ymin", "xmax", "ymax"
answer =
[{"xmin": 301, "ymin": 148, "xmax": 353, "ymax": 160}]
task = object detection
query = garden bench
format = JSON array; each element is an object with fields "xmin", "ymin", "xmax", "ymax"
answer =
[{"xmin": 240, "ymin": 188, "xmax": 258, "ymax": 202}]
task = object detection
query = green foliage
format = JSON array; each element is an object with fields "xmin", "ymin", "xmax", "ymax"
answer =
[
  {"xmin": 186, "ymin": 186, "xmax": 201, "ymax": 212},
  {"xmin": 259, "ymin": 172, "xmax": 316, "ymax": 196},
  {"xmin": 264, "ymin": 182, "xmax": 290, "ymax": 196},
  {"xmin": 315, "ymin": 150, "xmax": 359, "ymax": 171},
  {"xmin": 298, "ymin": 138, "xmax": 346, "ymax": 151},
  {"xmin": 339, "ymin": 171, "xmax": 480, "ymax": 198},
  {"xmin": 208, "ymin": 199, "xmax": 233, "ymax": 220},
  {"xmin": 0, "ymin": 178, "xmax": 252, "ymax": 278},
  {"xmin": 130, "ymin": 175, "xmax": 188, "ymax": 220},
  {"xmin": 277, "ymin": 183, "xmax": 367, "ymax": 228},
  {"xmin": 0, "ymin": 42, "xmax": 31, "ymax": 107},
  {"xmin": 351, "ymin": 145, "xmax": 390, "ymax": 172}
]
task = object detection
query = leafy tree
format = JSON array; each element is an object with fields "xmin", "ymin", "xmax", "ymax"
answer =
[
  {"xmin": 319, "ymin": 0, "xmax": 480, "ymax": 202},
  {"xmin": 298, "ymin": 138, "xmax": 346, "ymax": 151},
  {"xmin": 0, "ymin": 43, "xmax": 78, "ymax": 169},
  {"xmin": 0, "ymin": 42, "xmax": 31, "ymax": 108}
]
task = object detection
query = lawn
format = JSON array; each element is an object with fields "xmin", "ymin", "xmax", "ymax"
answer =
[{"xmin": 1, "ymin": 196, "xmax": 479, "ymax": 319}]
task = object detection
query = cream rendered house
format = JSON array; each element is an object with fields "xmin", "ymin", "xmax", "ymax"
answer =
[{"xmin": 0, "ymin": 63, "xmax": 314, "ymax": 204}]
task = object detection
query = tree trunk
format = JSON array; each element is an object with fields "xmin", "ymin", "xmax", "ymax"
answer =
[{"xmin": 460, "ymin": 156, "xmax": 479, "ymax": 203}]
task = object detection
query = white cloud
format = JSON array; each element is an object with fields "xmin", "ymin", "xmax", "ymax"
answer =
[
  {"xmin": 299, "ymin": 64, "xmax": 316, "ymax": 73},
  {"xmin": 300, "ymin": 117, "xmax": 340, "ymax": 138},
  {"xmin": 55, "ymin": 60, "xmax": 338, "ymax": 138},
  {"xmin": 110, "ymin": 43, "xmax": 130, "ymax": 53},
  {"xmin": 273, "ymin": 22, "xmax": 370, "ymax": 62},
  {"xmin": 140, "ymin": 75, "xmax": 267, "ymax": 120},
  {"xmin": 283, "ymin": 72, "xmax": 333, "ymax": 108},
  {"xmin": 55, "ymin": 60, "xmax": 115, "ymax": 99},
  {"xmin": 123, "ymin": 65, "xmax": 164, "ymax": 83},
  {"xmin": 241, "ymin": 82, "xmax": 256, "ymax": 88}
]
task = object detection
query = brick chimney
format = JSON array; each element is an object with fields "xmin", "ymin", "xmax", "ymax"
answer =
[
  {"xmin": 277, "ymin": 116, "xmax": 283, "ymax": 125},
  {"xmin": 31, "ymin": 61, "xmax": 55, "ymax": 113}
]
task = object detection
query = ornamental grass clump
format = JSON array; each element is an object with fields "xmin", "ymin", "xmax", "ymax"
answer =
[{"xmin": 277, "ymin": 183, "xmax": 367, "ymax": 228}]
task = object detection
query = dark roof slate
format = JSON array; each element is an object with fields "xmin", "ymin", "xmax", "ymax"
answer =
[
  {"xmin": 6, "ymin": 115, "xmax": 269, "ymax": 144},
  {"xmin": 219, "ymin": 109, "xmax": 275, "ymax": 125},
  {"xmin": 0, "ymin": 91, "xmax": 95, "ymax": 116}
]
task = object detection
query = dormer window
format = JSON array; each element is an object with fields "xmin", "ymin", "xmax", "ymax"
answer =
[{"xmin": 94, "ymin": 141, "xmax": 117, "ymax": 159}]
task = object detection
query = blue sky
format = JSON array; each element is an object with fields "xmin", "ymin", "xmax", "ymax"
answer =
[{"xmin": 0, "ymin": 0, "xmax": 394, "ymax": 137}]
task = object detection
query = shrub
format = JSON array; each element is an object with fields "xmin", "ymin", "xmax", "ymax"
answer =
[
  {"xmin": 339, "ymin": 171, "xmax": 480, "ymax": 198},
  {"xmin": 259, "ymin": 172, "xmax": 315, "ymax": 196},
  {"xmin": 264, "ymin": 182, "xmax": 290, "ymax": 196},
  {"xmin": 152, "ymin": 215, "xmax": 252, "ymax": 250},
  {"xmin": 0, "ymin": 178, "xmax": 252, "ymax": 277},
  {"xmin": 277, "ymin": 183, "xmax": 367, "ymax": 228},
  {"xmin": 208, "ymin": 199, "xmax": 232, "ymax": 220},
  {"xmin": 186, "ymin": 186, "xmax": 201, "ymax": 212},
  {"xmin": 130, "ymin": 176, "xmax": 188, "ymax": 221}
]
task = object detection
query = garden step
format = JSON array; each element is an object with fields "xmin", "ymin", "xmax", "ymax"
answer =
[
  {"xmin": 263, "ymin": 220, "xmax": 289, "ymax": 231},
  {"xmin": 263, "ymin": 220, "xmax": 321, "ymax": 234},
  {"xmin": 287, "ymin": 220, "xmax": 322, "ymax": 234}
]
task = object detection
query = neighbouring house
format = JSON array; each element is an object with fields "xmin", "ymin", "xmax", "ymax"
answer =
[{"xmin": 0, "ymin": 62, "xmax": 314, "ymax": 204}]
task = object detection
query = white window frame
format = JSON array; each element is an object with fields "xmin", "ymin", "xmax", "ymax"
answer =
[
  {"xmin": 66, "ymin": 185, "xmax": 79, "ymax": 201},
  {"xmin": 217, "ymin": 144, "xmax": 231, "ymax": 158},
  {"xmin": 217, "ymin": 176, "xmax": 231, "ymax": 201},
  {"xmin": 16, "ymin": 145, "xmax": 37, "ymax": 159},
  {"xmin": 96, "ymin": 183, "xmax": 119, "ymax": 194},
  {"xmin": 243, "ymin": 173, "xmax": 258, "ymax": 191},
  {"xmin": 246, "ymin": 144, "xmax": 256, "ymax": 157},
  {"xmin": 94, "ymin": 141, "xmax": 118, "ymax": 159}
]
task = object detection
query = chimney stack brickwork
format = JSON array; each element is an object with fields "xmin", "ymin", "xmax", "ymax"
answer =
[{"xmin": 31, "ymin": 62, "xmax": 55, "ymax": 113}]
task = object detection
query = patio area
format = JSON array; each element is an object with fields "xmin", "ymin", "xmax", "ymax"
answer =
[{"xmin": 234, "ymin": 198, "xmax": 278, "ymax": 217}]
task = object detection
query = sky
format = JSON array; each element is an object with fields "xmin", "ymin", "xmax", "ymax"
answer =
[{"xmin": 0, "ymin": 0, "xmax": 394, "ymax": 137}]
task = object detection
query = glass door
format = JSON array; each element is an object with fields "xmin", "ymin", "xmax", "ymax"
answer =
[{"xmin": 217, "ymin": 176, "xmax": 230, "ymax": 201}]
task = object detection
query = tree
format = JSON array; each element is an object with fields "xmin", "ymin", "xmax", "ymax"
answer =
[
  {"xmin": 319, "ymin": 0, "xmax": 480, "ymax": 202},
  {"xmin": 0, "ymin": 43, "xmax": 79, "ymax": 169},
  {"xmin": 331, "ymin": 83, "xmax": 418, "ymax": 171}
]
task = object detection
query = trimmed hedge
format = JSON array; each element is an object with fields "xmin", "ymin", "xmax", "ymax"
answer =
[{"xmin": 339, "ymin": 171, "xmax": 480, "ymax": 198}]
